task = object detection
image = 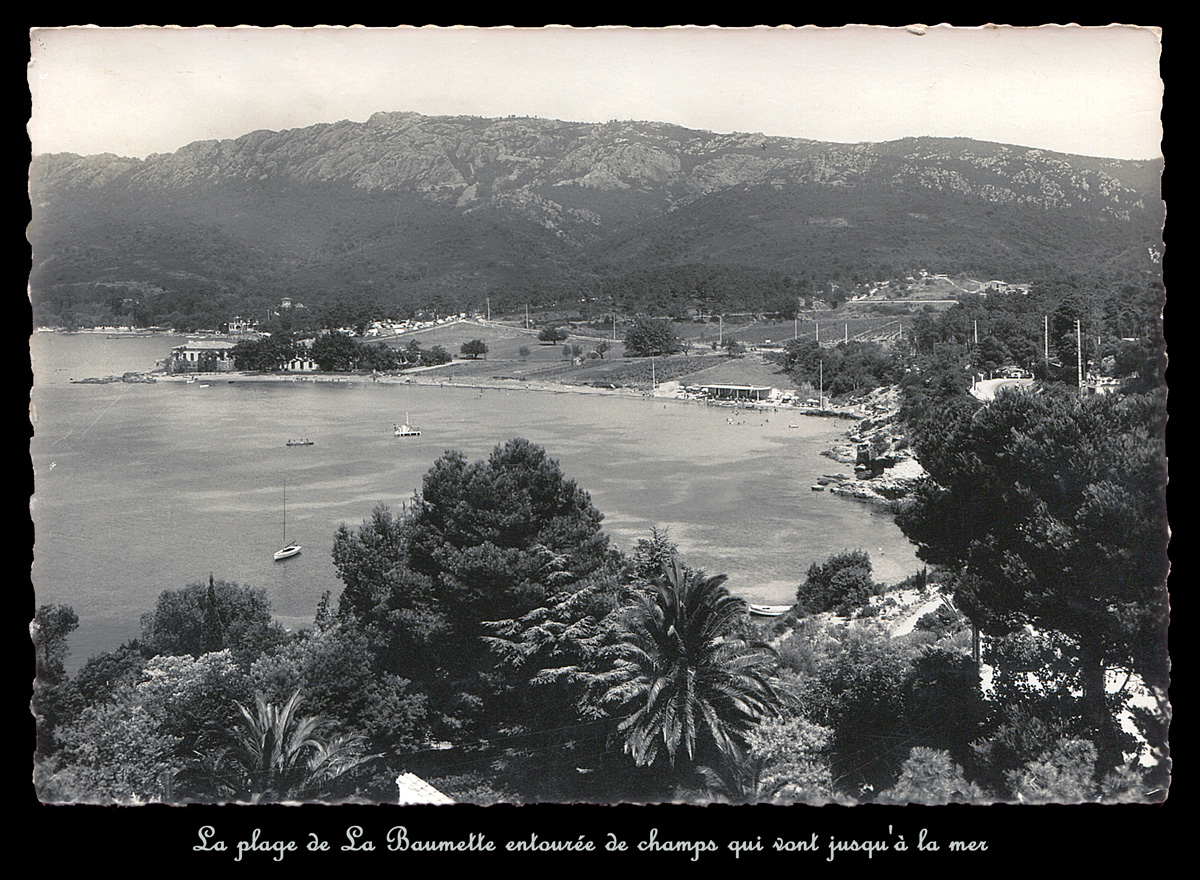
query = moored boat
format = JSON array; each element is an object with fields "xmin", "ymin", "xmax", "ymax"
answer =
[
  {"xmin": 394, "ymin": 413, "xmax": 421, "ymax": 436},
  {"xmin": 274, "ymin": 481, "xmax": 300, "ymax": 561},
  {"xmin": 273, "ymin": 542, "xmax": 302, "ymax": 561},
  {"xmin": 748, "ymin": 604, "xmax": 793, "ymax": 618}
]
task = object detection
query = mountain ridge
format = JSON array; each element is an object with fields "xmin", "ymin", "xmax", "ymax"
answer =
[{"xmin": 29, "ymin": 111, "xmax": 1164, "ymax": 328}]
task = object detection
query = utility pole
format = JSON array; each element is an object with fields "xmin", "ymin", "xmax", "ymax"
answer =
[
  {"xmin": 974, "ymin": 319, "xmax": 978, "ymax": 345},
  {"xmin": 819, "ymin": 360, "xmax": 824, "ymax": 410},
  {"xmin": 1044, "ymin": 315, "xmax": 1049, "ymax": 365},
  {"xmin": 1076, "ymin": 319, "xmax": 1084, "ymax": 396},
  {"xmin": 486, "ymin": 297, "xmax": 490, "ymax": 322},
  {"xmin": 844, "ymin": 323, "xmax": 848, "ymax": 344},
  {"xmin": 525, "ymin": 303, "xmax": 529, "ymax": 330},
  {"xmin": 815, "ymin": 320, "xmax": 819, "ymax": 346}
]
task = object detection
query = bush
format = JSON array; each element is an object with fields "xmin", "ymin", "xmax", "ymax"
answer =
[
  {"xmin": 775, "ymin": 629, "xmax": 818, "ymax": 677},
  {"xmin": 913, "ymin": 601, "xmax": 963, "ymax": 638},
  {"xmin": 797, "ymin": 550, "xmax": 875, "ymax": 615},
  {"xmin": 748, "ymin": 718, "xmax": 840, "ymax": 804},
  {"xmin": 876, "ymin": 747, "xmax": 989, "ymax": 804}
]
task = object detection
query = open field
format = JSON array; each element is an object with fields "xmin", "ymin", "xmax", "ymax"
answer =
[
  {"xmin": 377, "ymin": 319, "xmax": 623, "ymax": 360},
  {"xmin": 370, "ymin": 315, "xmax": 919, "ymax": 393}
]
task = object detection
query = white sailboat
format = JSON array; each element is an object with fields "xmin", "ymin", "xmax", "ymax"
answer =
[{"xmin": 273, "ymin": 480, "xmax": 301, "ymax": 561}]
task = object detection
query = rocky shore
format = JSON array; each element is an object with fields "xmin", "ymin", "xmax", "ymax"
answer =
[{"xmin": 818, "ymin": 386, "xmax": 926, "ymax": 506}]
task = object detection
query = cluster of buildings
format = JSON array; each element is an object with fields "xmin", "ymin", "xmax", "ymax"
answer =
[{"xmin": 363, "ymin": 313, "xmax": 472, "ymax": 337}]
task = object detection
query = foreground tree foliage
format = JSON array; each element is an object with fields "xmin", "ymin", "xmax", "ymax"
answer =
[
  {"xmin": 139, "ymin": 576, "xmax": 287, "ymax": 659},
  {"xmin": 32, "ymin": 604, "xmax": 83, "ymax": 760},
  {"xmin": 895, "ymin": 387, "xmax": 1169, "ymax": 768},
  {"xmin": 39, "ymin": 651, "xmax": 251, "ymax": 803},
  {"xmin": 745, "ymin": 717, "xmax": 842, "ymax": 804},
  {"xmin": 598, "ymin": 561, "xmax": 784, "ymax": 772},
  {"xmin": 193, "ymin": 689, "xmax": 373, "ymax": 803},
  {"xmin": 328, "ymin": 439, "xmax": 615, "ymax": 743},
  {"xmin": 406, "ymin": 439, "xmax": 610, "ymax": 628},
  {"xmin": 35, "ymin": 428, "xmax": 1167, "ymax": 804}
]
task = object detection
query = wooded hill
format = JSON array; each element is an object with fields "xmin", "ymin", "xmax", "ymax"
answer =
[{"xmin": 29, "ymin": 112, "xmax": 1164, "ymax": 330}]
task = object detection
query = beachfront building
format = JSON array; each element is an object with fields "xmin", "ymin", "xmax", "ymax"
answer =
[
  {"xmin": 167, "ymin": 339, "xmax": 237, "ymax": 374},
  {"xmin": 692, "ymin": 383, "xmax": 774, "ymax": 401}
]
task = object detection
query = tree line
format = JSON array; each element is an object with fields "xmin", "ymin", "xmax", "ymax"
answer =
[{"xmin": 228, "ymin": 333, "xmax": 453, "ymax": 372}]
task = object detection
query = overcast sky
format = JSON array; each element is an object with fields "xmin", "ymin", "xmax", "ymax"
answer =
[{"xmin": 28, "ymin": 24, "xmax": 1164, "ymax": 161}]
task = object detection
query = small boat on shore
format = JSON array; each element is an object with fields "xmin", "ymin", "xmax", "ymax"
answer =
[{"xmin": 749, "ymin": 604, "xmax": 793, "ymax": 618}]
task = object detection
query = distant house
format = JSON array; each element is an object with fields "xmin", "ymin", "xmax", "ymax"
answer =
[
  {"xmin": 285, "ymin": 354, "xmax": 318, "ymax": 372},
  {"xmin": 1084, "ymin": 375, "xmax": 1121, "ymax": 395},
  {"xmin": 167, "ymin": 339, "xmax": 236, "ymax": 374},
  {"xmin": 224, "ymin": 316, "xmax": 258, "ymax": 335}
]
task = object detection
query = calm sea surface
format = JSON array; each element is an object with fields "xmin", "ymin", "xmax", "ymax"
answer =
[{"xmin": 30, "ymin": 332, "xmax": 920, "ymax": 671}]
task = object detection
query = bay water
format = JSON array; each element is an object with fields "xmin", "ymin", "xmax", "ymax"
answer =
[{"xmin": 29, "ymin": 332, "xmax": 921, "ymax": 671}]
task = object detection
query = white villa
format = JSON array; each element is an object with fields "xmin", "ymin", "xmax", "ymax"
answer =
[{"xmin": 166, "ymin": 339, "xmax": 237, "ymax": 374}]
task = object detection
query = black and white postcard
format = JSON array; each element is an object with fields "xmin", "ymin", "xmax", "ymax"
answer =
[{"xmin": 27, "ymin": 22, "xmax": 1171, "ymax": 865}]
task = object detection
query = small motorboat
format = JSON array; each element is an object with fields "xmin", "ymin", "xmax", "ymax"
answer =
[{"xmin": 286, "ymin": 439, "xmax": 314, "ymax": 446}]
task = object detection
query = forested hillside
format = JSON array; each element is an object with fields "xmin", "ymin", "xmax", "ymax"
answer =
[{"xmin": 29, "ymin": 113, "xmax": 1163, "ymax": 330}]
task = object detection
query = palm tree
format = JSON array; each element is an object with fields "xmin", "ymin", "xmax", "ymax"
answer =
[
  {"xmin": 599, "ymin": 560, "xmax": 783, "ymax": 771},
  {"xmin": 211, "ymin": 689, "xmax": 372, "ymax": 802}
]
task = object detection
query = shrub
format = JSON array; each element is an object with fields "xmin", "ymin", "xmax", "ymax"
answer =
[
  {"xmin": 913, "ymin": 601, "xmax": 963, "ymax": 638},
  {"xmin": 797, "ymin": 550, "xmax": 875, "ymax": 615},
  {"xmin": 1006, "ymin": 738, "xmax": 1101, "ymax": 803},
  {"xmin": 748, "ymin": 718, "xmax": 840, "ymax": 804},
  {"xmin": 876, "ymin": 747, "xmax": 989, "ymax": 804}
]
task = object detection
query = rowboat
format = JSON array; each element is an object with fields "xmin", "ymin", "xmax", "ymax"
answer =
[{"xmin": 748, "ymin": 604, "xmax": 793, "ymax": 618}]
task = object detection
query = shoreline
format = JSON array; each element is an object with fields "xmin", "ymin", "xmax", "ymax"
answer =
[{"xmin": 128, "ymin": 365, "xmax": 870, "ymax": 418}]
